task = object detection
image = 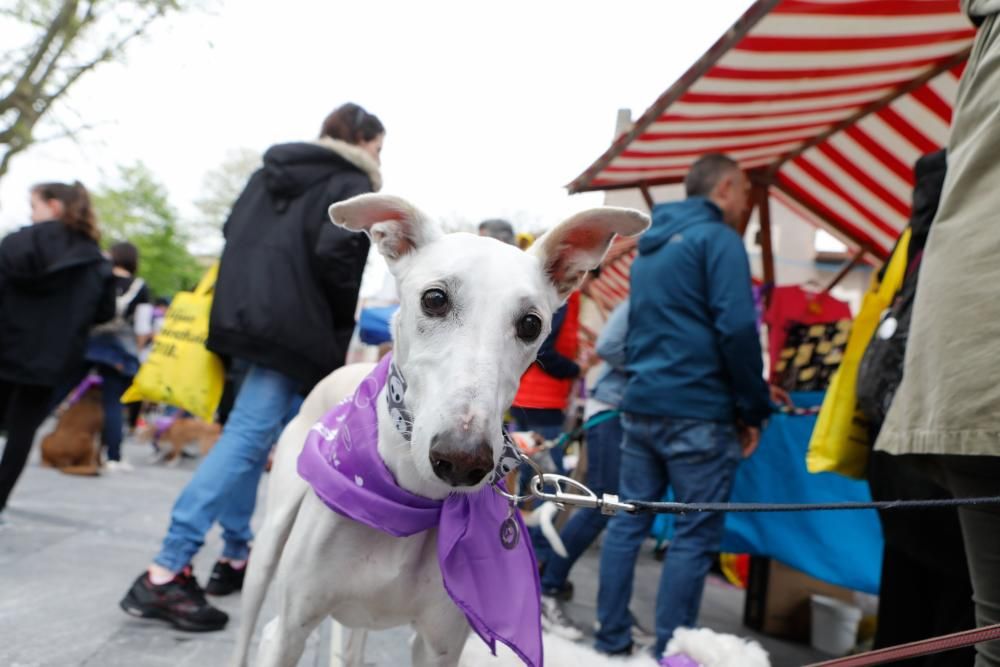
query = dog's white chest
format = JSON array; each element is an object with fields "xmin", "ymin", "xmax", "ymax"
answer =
[{"xmin": 298, "ymin": 493, "xmax": 453, "ymax": 630}]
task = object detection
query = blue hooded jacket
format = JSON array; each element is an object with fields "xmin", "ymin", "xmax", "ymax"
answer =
[
  {"xmin": 622, "ymin": 197, "xmax": 770, "ymax": 426},
  {"xmin": 590, "ymin": 299, "xmax": 629, "ymax": 409}
]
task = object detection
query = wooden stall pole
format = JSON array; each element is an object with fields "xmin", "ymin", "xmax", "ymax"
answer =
[
  {"xmin": 822, "ymin": 246, "xmax": 869, "ymax": 294},
  {"xmin": 639, "ymin": 182, "xmax": 655, "ymax": 211},
  {"xmin": 738, "ymin": 195, "xmax": 758, "ymax": 237},
  {"xmin": 754, "ymin": 183, "xmax": 776, "ymax": 294}
]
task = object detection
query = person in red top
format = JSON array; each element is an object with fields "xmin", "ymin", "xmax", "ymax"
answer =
[
  {"xmin": 510, "ymin": 290, "xmax": 583, "ymax": 473},
  {"xmin": 476, "ymin": 219, "xmax": 589, "ymax": 471}
]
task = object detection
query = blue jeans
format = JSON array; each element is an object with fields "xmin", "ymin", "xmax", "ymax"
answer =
[
  {"xmin": 595, "ymin": 413, "xmax": 741, "ymax": 658},
  {"xmin": 539, "ymin": 411, "xmax": 622, "ymax": 592},
  {"xmin": 512, "ymin": 408, "xmax": 567, "ymax": 498},
  {"xmin": 98, "ymin": 366, "xmax": 131, "ymax": 462},
  {"xmin": 154, "ymin": 365, "xmax": 301, "ymax": 572}
]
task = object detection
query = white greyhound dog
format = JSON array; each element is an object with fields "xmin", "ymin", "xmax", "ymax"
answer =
[{"xmin": 230, "ymin": 193, "xmax": 649, "ymax": 667}]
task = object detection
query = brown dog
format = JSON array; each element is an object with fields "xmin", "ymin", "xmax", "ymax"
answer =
[
  {"xmin": 41, "ymin": 386, "xmax": 104, "ymax": 476},
  {"xmin": 138, "ymin": 415, "xmax": 221, "ymax": 464}
]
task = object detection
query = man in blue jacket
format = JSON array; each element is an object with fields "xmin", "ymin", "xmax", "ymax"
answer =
[{"xmin": 595, "ymin": 153, "xmax": 774, "ymax": 660}]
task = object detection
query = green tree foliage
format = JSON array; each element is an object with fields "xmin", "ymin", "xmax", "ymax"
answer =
[
  {"xmin": 92, "ymin": 162, "xmax": 203, "ymax": 297},
  {"xmin": 0, "ymin": 0, "xmax": 192, "ymax": 183},
  {"xmin": 194, "ymin": 147, "xmax": 260, "ymax": 231}
]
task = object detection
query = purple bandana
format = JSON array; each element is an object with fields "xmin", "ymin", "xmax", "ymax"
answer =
[{"xmin": 297, "ymin": 355, "xmax": 543, "ymax": 667}]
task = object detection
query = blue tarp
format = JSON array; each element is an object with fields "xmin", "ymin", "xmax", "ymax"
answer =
[
  {"xmin": 652, "ymin": 392, "xmax": 883, "ymax": 593},
  {"xmin": 720, "ymin": 391, "xmax": 883, "ymax": 593}
]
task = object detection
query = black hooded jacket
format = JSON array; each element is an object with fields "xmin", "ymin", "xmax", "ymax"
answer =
[
  {"xmin": 0, "ymin": 221, "xmax": 115, "ymax": 386},
  {"xmin": 207, "ymin": 141, "xmax": 375, "ymax": 391}
]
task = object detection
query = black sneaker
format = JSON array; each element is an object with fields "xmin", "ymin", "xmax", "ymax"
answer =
[
  {"xmin": 119, "ymin": 566, "xmax": 228, "ymax": 632},
  {"xmin": 596, "ymin": 642, "xmax": 637, "ymax": 657},
  {"xmin": 205, "ymin": 560, "xmax": 245, "ymax": 597},
  {"xmin": 542, "ymin": 581, "xmax": 574, "ymax": 602}
]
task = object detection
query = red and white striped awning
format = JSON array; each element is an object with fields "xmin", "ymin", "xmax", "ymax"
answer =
[{"xmin": 569, "ymin": 0, "xmax": 975, "ymax": 260}]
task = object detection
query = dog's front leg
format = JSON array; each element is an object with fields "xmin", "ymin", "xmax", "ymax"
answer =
[
  {"xmin": 341, "ymin": 627, "xmax": 368, "ymax": 667},
  {"xmin": 255, "ymin": 606, "xmax": 326, "ymax": 667},
  {"xmin": 411, "ymin": 597, "xmax": 470, "ymax": 667}
]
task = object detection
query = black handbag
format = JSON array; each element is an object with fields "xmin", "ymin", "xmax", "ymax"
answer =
[{"xmin": 855, "ymin": 252, "xmax": 923, "ymax": 438}]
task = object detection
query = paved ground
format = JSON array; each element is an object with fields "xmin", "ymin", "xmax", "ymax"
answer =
[{"xmin": 1, "ymin": 434, "xmax": 829, "ymax": 666}]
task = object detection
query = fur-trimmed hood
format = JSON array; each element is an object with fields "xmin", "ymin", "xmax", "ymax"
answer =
[
  {"xmin": 261, "ymin": 139, "xmax": 382, "ymax": 200},
  {"xmin": 314, "ymin": 136, "xmax": 382, "ymax": 192},
  {"xmin": 210, "ymin": 138, "xmax": 376, "ymax": 390}
]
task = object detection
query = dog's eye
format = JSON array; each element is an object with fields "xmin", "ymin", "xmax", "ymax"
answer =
[
  {"xmin": 516, "ymin": 314, "xmax": 542, "ymax": 342},
  {"xmin": 420, "ymin": 288, "xmax": 449, "ymax": 317}
]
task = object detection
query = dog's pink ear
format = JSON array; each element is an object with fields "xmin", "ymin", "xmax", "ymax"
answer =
[
  {"xmin": 329, "ymin": 194, "xmax": 442, "ymax": 261},
  {"xmin": 529, "ymin": 207, "xmax": 649, "ymax": 300}
]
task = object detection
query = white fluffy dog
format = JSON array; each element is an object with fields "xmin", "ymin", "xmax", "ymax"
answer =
[{"xmin": 460, "ymin": 627, "xmax": 771, "ymax": 667}]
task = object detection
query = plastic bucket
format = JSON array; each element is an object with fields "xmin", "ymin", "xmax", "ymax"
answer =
[{"xmin": 810, "ymin": 594, "xmax": 863, "ymax": 656}]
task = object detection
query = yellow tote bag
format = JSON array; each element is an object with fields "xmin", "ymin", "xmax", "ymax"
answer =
[
  {"xmin": 806, "ymin": 229, "xmax": 911, "ymax": 478},
  {"xmin": 121, "ymin": 264, "xmax": 224, "ymax": 422}
]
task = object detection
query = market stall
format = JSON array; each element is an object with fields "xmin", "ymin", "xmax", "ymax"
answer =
[
  {"xmin": 571, "ymin": 0, "xmax": 974, "ymax": 316},
  {"xmin": 567, "ymin": 0, "xmax": 975, "ymax": 597}
]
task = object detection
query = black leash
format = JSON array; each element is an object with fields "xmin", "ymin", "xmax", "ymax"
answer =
[
  {"xmin": 524, "ymin": 472, "xmax": 1000, "ymax": 516},
  {"xmin": 628, "ymin": 496, "xmax": 1000, "ymax": 515}
]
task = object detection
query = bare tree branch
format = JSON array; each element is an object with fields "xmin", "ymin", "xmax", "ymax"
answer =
[
  {"xmin": 30, "ymin": 1, "xmax": 96, "ymax": 96},
  {"xmin": 42, "ymin": 9, "xmax": 164, "ymax": 106},
  {"xmin": 0, "ymin": 0, "xmax": 78, "ymax": 114},
  {"xmin": 33, "ymin": 119, "xmax": 111, "ymax": 146},
  {"xmin": 0, "ymin": 0, "xmax": 194, "ymax": 187},
  {"xmin": 0, "ymin": 146, "xmax": 18, "ymax": 182}
]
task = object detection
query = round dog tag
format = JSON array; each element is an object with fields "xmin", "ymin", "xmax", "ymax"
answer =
[{"xmin": 499, "ymin": 516, "xmax": 520, "ymax": 550}]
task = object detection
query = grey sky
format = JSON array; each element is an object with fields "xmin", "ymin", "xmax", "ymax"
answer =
[{"xmin": 0, "ymin": 0, "xmax": 754, "ymax": 247}]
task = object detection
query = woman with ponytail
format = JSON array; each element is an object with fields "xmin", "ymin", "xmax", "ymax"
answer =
[{"xmin": 0, "ymin": 181, "xmax": 115, "ymax": 519}]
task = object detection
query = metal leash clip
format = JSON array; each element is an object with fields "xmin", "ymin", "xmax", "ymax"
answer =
[
  {"xmin": 490, "ymin": 431, "xmax": 560, "ymax": 504},
  {"xmin": 490, "ymin": 482, "xmax": 534, "ymax": 505},
  {"xmin": 491, "ymin": 440, "xmax": 636, "ymax": 515},
  {"xmin": 528, "ymin": 469, "xmax": 637, "ymax": 515},
  {"xmin": 491, "ymin": 444, "xmax": 546, "ymax": 505}
]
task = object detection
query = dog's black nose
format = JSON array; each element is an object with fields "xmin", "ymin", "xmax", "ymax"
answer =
[{"xmin": 429, "ymin": 434, "xmax": 493, "ymax": 487}]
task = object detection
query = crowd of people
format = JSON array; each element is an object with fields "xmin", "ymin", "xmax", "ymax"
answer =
[
  {"xmin": 0, "ymin": 109, "xmax": 785, "ymax": 663},
  {"xmin": 0, "ymin": 183, "xmax": 157, "ymax": 508},
  {"xmin": 474, "ymin": 157, "xmax": 794, "ymax": 660},
  {"xmin": 2, "ymin": 6, "xmax": 1000, "ymax": 662},
  {"xmin": 0, "ymin": 101, "xmax": 386, "ymax": 629}
]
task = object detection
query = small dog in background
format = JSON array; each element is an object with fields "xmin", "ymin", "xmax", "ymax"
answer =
[
  {"xmin": 41, "ymin": 378, "xmax": 104, "ymax": 476},
  {"xmin": 136, "ymin": 414, "xmax": 221, "ymax": 464}
]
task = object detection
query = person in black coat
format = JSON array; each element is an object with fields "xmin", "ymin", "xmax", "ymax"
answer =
[
  {"xmin": 858, "ymin": 150, "xmax": 977, "ymax": 666},
  {"xmin": 206, "ymin": 131, "xmax": 377, "ymax": 390},
  {"xmin": 120, "ymin": 103, "xmax": 385, "ymax": 632},
  {"xmin": 0, "ymin": 181, "xmax": 115, "ymax": 516}
]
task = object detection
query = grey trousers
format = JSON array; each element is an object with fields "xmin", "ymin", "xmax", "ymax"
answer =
[{"xmin": 938, "ymin": 455, "xmax": 1000, "ymax": 667}]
